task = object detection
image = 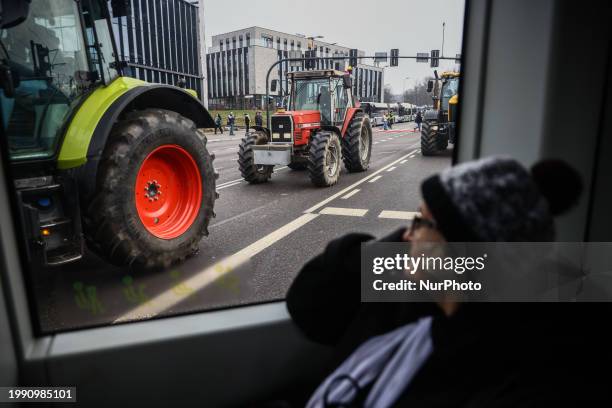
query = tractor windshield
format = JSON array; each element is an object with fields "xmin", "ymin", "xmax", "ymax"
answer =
[
  {"xmin": 291, "ymin": 77, "xmax": 332, "ymax": 124},
  {"xmin": 0, "ymin": 0, "xmax": 111, "ymax": 161},
  {"xmin": 440, "ymin": 77, "xmax": 459, "ymax": 111}
]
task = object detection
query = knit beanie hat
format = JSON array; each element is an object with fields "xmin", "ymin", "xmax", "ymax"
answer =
[{"xmin": 420, "ymin": 157, "xmax": 582, "ymax": 242}]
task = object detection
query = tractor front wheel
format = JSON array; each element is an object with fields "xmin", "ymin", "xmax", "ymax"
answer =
[
  {"xmin": 83, "ymin": 109, "xmax": 217, "ymax": 269},
  {"xmin": 308, "ymin": 131, "xmax": 342, "ymax": 187},
  {"xmin": 342, "ymin": 112, "xmax": 372, "ymax": 172},
  {"xmin": 238, "ymin": 131, "xmax": 274, "ymax": 183},
  {"xmin": 421, "ymin": 120, "xmax": 438, "ymax": 156}
]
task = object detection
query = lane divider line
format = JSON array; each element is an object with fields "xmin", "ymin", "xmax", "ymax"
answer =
[
  {"xmin": 303, "ymin": 151, "xmax": 417, "ymax": 213},
  {"xmin": 387, "ymin": 167, "xmax": 397, "ymax": 172},
  {"xmin": 378, "ymin": 210, "xmax": 420, "ymax": 220},
  {"xmin": 341, "ymin": 189, "xmax": 360, "ymax": 200},
  {"xmin": 368, "ymin": 176, "xmax": 382, "ymax": 183},
  {"xmin": 400, "ymin": 160, "xmax": 408, "ymax": 164},
  {"xmin": 218, "ymin": 181, "xmax": 242, "ymax": 190},
  {"xmin": 113, "ymin": 213, "xmax": 320, "ymax": 323},
  {"xmin": 217, "ymin": 177, "xmax": 244, "ymax": 188},
  {"xmin": 319, "ymin": 207, "xmax": 368, "ymax": 217}
]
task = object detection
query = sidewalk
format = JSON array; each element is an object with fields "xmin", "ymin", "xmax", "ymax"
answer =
[{"xmin": 205, "ymin": 128, "xmax": 248, "ymax": 143}]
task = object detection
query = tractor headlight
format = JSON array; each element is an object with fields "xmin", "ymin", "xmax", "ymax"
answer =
[{"xmin": 431, "ymin": 126, "xmax": 439, "ymax": 131}]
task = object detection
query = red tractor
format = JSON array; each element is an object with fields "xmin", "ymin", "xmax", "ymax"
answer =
[{"xmin": 238, "ymin": 69, "xmax": 373, "ymax": 187}]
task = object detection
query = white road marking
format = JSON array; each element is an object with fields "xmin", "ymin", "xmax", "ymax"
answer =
[
  {"xmin": 217, "ymin": 177, "xmax": 244, "ymax": 187},
  {"xmin": 217, "ymin": 181, "xmax": 242, "ymax": 190},
  {"xmin": 341, "ymin": 189, "xmax": 360, "ymax": 199},
  {"xmin": 400, "ymin": 160, "xmax": 408, "ymax": 164},
  {"xmin": 407, "ymin": 149, "xmax": 419, "ymax": 156},
  {"xmin": 114, "ymin": 213, "xmax": 319, "ymax": 322},
  {"xmin": 319, "ymin": 207, "xmax": 368, "ymax": 217},
  {"xmin": 274, "ymin": 166, "xmax": 288, "ymax": 172},
  {"xmin": 387, "ymin": 167, "xmax": 397, "ymax": 172},
  {"xmin": 368, "ymin": 176, "xmax": 382, "ymax": 183},
  {"xmin": 303, "ymin": 150, "xmax": 417, "ymax": 213},
  {"xmin": 378, "ymin": 210, "xmax": 420, "ymax": 220}
]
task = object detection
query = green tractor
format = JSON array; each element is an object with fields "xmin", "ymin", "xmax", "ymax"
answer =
[
  {"xmin": 0, "ymin": 0, "xmax": 217, "ymax": 270},
  {"xmin": 421, "ymin": 70, "xmax": 460, "ymax": 156}
]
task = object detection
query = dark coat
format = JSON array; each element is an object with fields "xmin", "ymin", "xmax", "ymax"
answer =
[
  {"xmin": 286, "ymin": 229, "xmax": 612, "ymax": 407},
  {"xmin": 255, "ymin": 114, "xmax": 263, "ymax": 127},
  {"xmin": 415, "ymin": 112, "xmax": 423, "ymax": 124}
]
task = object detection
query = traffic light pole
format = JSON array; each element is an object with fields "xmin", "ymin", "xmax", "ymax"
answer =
[{"xmin": 264, "ymin": 55, "xmax": 459, "ymax": 127}]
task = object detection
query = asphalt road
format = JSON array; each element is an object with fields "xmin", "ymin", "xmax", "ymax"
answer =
[{"xmin": 31, "ymin": 122, "xmax": 452, "ymax": 332}]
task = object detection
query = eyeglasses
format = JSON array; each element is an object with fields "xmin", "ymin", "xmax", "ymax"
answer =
[{"xmin": 409, "ymin": 215, "xmax": 437, "ymax": 235}]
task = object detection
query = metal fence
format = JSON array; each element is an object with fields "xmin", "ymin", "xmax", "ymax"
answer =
[{"xmin": 109, "ymin": 0, "xmax": 204, "ymax": 100}]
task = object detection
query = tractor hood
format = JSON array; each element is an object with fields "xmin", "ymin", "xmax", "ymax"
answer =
[{"xmin": 274, "ymin": 110, "xmax": 321, "ymax": 126}]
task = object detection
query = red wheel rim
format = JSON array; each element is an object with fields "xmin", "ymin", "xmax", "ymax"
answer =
[{"xmin": 135, "ymin": 144, "xmax": 202, "ymax": 239}]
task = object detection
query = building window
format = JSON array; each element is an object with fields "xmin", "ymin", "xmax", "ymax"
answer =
[
  {"xmin": 246, "ymin": 33, "xmax": 250, "ymax": 46},
  {"xmin": 232, "ymin": 37, "xmax": 236, "ymax": 50},
  {"xmin": 291, "ymin": 40, "xmax": 294, "ymax": 50},
  {"xmin": 262, "ymin": 34, "xmax": 273, "ymax": 48},
  {"xmin": 277, "ymin": 37, "xmax": 281, "ymax": 49},
  {"xmin": 239, "ymin": 35, "xmax": 243, "ymax": 48},
  {"xmin": 284, "ymin": 38, "xmax": 287, "ymax": 50},
  {"xmin": 220, "ymin": 40, "xmax": 223, "ymax": 51},
  {"xmin": 297, "ymin": 41, "xmax": 301, "ymax": 49}
]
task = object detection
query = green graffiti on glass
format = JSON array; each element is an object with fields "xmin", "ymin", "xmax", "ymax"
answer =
[
  {"xmin": 214, "ymin": 264, "xmax": 240, "ymax": 295},
  {"xmin": 73, "ymin": 281, "xmax": 105, "ymax": 315},
  {"xmin": 122, "ymin": 275, "xmax": 150, "ymax": 305},
  {"xmin": 169, "ymin": 269, "xmax": 194, "ymax": 296}
]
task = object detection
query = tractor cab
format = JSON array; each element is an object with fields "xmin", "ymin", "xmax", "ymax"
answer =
[{"xmin": 281, "ymin": 69, "xmax": 354, "ymax": 127}]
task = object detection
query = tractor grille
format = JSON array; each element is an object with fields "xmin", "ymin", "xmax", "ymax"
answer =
[{"xmin": 270, "ymin": 115, "xmax": 293, "ymax": 143}]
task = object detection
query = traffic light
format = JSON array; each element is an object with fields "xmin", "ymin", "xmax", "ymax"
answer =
[
  {"xmin": 430, "ymin": 49, "xmax": 440, "ymax": 68},
  {"xmin": 390, "ymin": 49, "xmax": 399, "ymax": 66},
  {"xmin": 349, "ymin": 49, "xmax": 358, "ymax": 67}
]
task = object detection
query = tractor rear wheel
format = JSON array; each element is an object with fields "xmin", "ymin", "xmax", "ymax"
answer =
[
  {"xmin": 308, "ymin": 131, "xmax": 342, "ymax": 187},
  {"xmin": 238, "ymin": 131, "xmax": 274, "ymax": 183},
  {"xmin": 83, "ymin": 109, "xmax": 217, "ymax": 270},
  {"xmin": 421, "ymin": 120, "xmax": 438, "ymax": 156},
  {"xmin": 342, "ymin": 112, "xmax": 372, "ymax": 172}
]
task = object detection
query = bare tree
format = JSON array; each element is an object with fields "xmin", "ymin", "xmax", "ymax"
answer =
[{"xmin": 402, "ymin": 78, "xmax": 434, "ymax": 106}]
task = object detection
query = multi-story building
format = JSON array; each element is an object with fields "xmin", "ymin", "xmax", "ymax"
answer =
[{"xmin": 206, "ymin": 27, "xmax": 384, "ymax": 109}]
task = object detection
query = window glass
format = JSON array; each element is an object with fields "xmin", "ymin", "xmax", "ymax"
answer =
[
  {"xmin": 1, "ymin": 0, "xmax": 90, "ymax": 161},
  {"xmin": 1, "ymin": 0, "xmax": 465, "ymax": 333}
]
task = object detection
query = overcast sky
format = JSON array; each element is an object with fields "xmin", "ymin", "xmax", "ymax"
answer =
[{"xmin": 203, "ymin": 0, "xmax": 466, "ymax": 93}]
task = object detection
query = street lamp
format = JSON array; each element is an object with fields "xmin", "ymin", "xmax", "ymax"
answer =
[{"xmin": 306, "ymin": 35, "xmax": 324, "ymax": 49}]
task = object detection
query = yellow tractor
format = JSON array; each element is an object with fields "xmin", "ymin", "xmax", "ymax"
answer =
[{"xmin": 421, "ymin": 70, "xmax": 459, "ymax": 156}]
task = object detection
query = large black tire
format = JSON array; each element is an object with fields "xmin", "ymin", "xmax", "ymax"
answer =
[
  {"xmin": 342, "ymin": 112, "xmax": 372, "ymax": 172},
  {"xmin": 238, "ymin": 131, "xmax": 273, "ymax": 183},
  {"xmin": 421, "ymin": 120, "xmax": 437, "ymax": 156},
  {"xmin": 83, "ymin": 109, "xmax": 217, "ymax": 270},
  {"xmin": 308, "ymin": 131, "xmax": 342, "ymax": 187}
]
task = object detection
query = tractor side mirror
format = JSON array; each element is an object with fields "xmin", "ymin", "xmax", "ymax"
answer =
[
  {"xmin": 427, "ymin": 80, "xmax": 434, "ymax": 93},
  {"xmin": 270, "ymin": 79, "xmax": 278, "ymax": 93},
  {"xmin": 0, "ymin": 0, "xmax": 30, "ymax": 29},
  {"xmin": 343, "ymin": 76, "xmax": 353, "ymax": 89}
]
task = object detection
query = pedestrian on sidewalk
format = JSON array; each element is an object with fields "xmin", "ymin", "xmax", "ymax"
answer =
[
  {"xmin": 415, "ymin": 110, "xmax": 423, "ymax": 131},
  {"xmin": 244, "ymin": 113, "xmax": 251, "ymax": 133},
  {"xmin": 228, "ymin": 112, "xmax": 235, "ymax": 136},
  {"xmin": 383, "ymin": 113, "xmax": 389, "ymax": 131},
  {"xmin": 214, "ymin": 113, "xmax": 224, "ymax": 134},
  {"xmin": 255, "ymin": 111, "xmax": 263, "ymax": 127},
  {"xmin": 388, "ymin": 111, "xmax": 394, "ymax": 129}
]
